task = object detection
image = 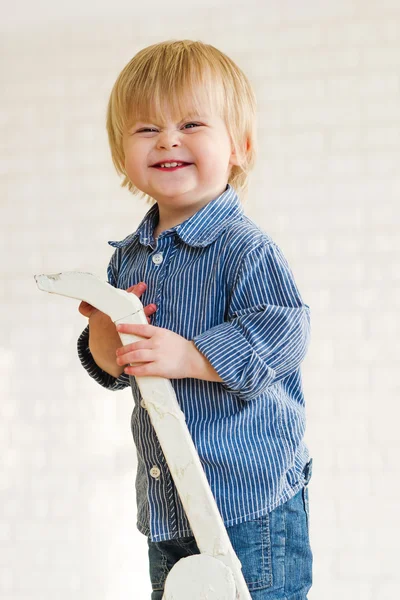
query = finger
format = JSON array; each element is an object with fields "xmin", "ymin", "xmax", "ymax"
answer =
[
  {"xmin": 123, "ymin": 363, "xmax": 153, "ymax": 377},
  {"xmin": 144, "ymin": 304, "xmax": 157, "ymax": 316},
  {"xmin": 144, "ymin": 304, "xmax": 156, "ymax": 324},
  {"xmin": 116, "ymin": 340, "xmax": 148, "ymax": 356},
  {"xmin": 78, "ymin": 301, "xmax": 91, "ymax": 311},
  {"xmin": 116, "ymin": 323, "xmax": 155, "ymax": 337},
  {"xmin": 126, "ymin": 282, "xmax": 147, "ymax": 296},
  {"xmin": 117, "ymin": 349, "xmax": 153, "ymax": 366},
  {"xmin": 79, "ymin": 302, "xmax": 94, "ymax": 317}
]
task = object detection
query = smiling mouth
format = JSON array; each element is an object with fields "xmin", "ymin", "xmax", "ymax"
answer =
[{"xmin": 151, "ymin": 163, "xmax": 193, "ymax": 171}]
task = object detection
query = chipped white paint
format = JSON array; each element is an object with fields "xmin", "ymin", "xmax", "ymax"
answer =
[
  {"xmin": 34, "ymin": 272, "xmax": 251, "ymax": 600},
  {"xmin": 34, "ymin": 271, "xmax": 144, "ymax": 323},
  {"xmin": 163, "ymin": 555, "xmax": 236, "ymax": 600}
]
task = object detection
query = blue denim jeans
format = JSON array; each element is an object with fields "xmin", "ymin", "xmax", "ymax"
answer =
[{"xmin": 147, "ymin": 459, "xmax": 313, "ymax": 599}]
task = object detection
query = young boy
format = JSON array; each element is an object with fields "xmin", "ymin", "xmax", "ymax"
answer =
[{"xmin": 77, "ymin": 40, "xmax": 313, "ymax": 599}]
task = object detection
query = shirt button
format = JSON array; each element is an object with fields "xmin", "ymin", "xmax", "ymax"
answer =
[
  {"xmin": 140, "ymin": 399, "xmax": 147, "ymax": 409},
  {"xmin": 150, "ymin": 466, "xmax": 161, "ymax": 479},
  {"xmin": 152, "ymin": 253, "xmax": 163, "ymax": 265}
]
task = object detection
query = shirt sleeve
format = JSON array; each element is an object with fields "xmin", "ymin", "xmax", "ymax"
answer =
[
  {"xmin": 192, "ymin": 241, "xmax": 311, "ymax": 402},
  {"xmin": 76, "ymin": 249, "xmax": 131, "ymax": 392}
]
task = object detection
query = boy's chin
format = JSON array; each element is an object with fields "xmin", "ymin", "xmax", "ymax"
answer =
[{"xmin": 148, "ymin": 183, "xmax": 198, "ymax": 200}]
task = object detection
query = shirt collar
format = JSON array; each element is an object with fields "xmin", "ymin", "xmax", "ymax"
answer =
[{"xmin": 108, "ymin": 184, "xmax": 244, "ymax": 249}]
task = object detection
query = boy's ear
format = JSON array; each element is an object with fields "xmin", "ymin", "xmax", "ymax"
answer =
[{"xmin": 230, "ymin": 138, "xmax": 250, "ymax": 167}]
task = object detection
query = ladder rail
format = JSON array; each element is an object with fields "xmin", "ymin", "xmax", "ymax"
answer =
[{"xmin": 34, "ymin": 271, "xmax": 251, "ymax": 599}]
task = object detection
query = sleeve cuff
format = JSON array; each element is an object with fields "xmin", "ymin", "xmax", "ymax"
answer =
[
  {"xmin": 193, "ymin": 322, "xmax": 276, "ymax": 402},
  {"xmin": 77, "ymin": 325, "xmax": 130, "ymax": 391}
]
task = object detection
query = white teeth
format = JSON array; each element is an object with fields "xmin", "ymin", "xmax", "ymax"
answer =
[{"xmin": 160, "ymin": 162, "xmax": 183, "ymax": 168}]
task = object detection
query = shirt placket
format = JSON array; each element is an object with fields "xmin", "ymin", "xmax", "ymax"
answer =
[{"xmin": 145, "ymin": 233, "xmax": 179, "ymax": 540}]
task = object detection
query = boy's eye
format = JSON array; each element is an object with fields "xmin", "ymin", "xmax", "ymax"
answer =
[
  {"xmin": 182, "ymin": 122, "xmax": 201, "ymax": 129},
  {"xmin": 136, "ymin": 122, "xmax": 201, "ymax": 133}
]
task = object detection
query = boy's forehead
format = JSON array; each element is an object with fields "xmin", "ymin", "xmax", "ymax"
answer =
[
  {"xmin": 131, "ymin": 90, "xmax": 221, "ymax": 125},
  {"xmin": 134, "ymin": 110, "xmax": 211, "ymax": 125}
]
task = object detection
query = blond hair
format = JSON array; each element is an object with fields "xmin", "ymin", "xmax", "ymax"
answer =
[{"xmin": 106, "ymin": 40, "xmax": 257, "ymax": 204}]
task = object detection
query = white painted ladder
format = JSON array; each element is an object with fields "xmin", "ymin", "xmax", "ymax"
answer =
[{"xmin": 34, "ymin": 271, "xmax": 252, "ymax": 600}]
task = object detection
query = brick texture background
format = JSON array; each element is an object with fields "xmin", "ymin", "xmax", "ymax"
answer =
[{"xmin": 1, "ymin": 1, "xmax": 399, "ymax": 598}]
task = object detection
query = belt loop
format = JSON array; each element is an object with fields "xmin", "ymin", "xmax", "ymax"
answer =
[{"xmin": 303, "ymin": 458, "xmax": 313, "ymax": 486}]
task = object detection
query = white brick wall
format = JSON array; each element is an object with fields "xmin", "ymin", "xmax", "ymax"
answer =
[{"xmin": 1, "ymin": 1, "xmax": 399, "ymax": 598}]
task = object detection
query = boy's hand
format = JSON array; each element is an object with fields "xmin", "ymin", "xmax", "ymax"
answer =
[
  {"xmin": 115, "ymin": 323, "xmax": 222, "ymax": 383},
  {"xmin": 78, "ymin": 282, "xmax": 157, "ymax": 379},
  {"xmin": 115, "ymin": 323, "xmax": 193, "ymax": 379}
]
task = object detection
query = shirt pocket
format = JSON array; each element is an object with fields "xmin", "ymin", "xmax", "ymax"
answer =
[{"xmin": 226, "ymin": 514, "xmax": 273, "ymax": 591}]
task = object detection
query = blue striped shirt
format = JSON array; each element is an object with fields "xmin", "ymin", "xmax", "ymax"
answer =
[{"xmin": 77, "ymin": 184, "xmax": 311, "ymax": 542}]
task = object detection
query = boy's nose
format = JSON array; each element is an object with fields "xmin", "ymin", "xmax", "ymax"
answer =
[
  {"xmin": 158, "ymin": 142, "xmax": 179, "ymax": 150},
  {"xmin": 156, "ymin": 132, "xmax": 181, "ymax": 150}
]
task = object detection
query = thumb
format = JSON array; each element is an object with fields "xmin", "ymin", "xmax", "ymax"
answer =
[{"xmin": 79, "ymin": 301, "xmax": 93, "ymax": 317}]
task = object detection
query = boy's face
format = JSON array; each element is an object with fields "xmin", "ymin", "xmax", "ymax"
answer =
[{"xmin": 122, "ymin": 97, "xmax": 241, "ymax": 216}]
